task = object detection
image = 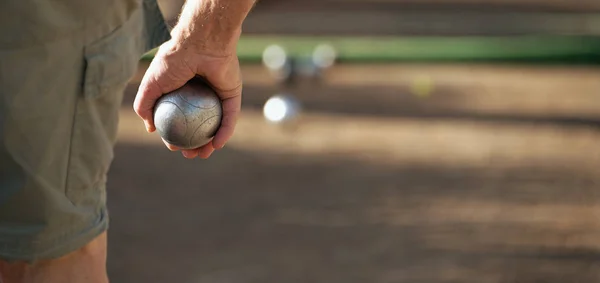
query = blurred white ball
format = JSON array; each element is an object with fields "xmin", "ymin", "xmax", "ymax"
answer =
[
  {"xmin": 263, "ymin": 95, "xmax": 300, "ymax": 124},
  {"xmin": 262, "ymin": 44, "xmax": 288, "ymax": 71},
  {"xmin": 312, "ymin": 43, "xmax": 337, "ymax": 69},
  {"xmin": 262, "ymin": 44, "xmax": 294, "ymax": 84}
]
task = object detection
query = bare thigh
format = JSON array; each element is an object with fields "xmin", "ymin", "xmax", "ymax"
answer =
[{"xmin": 0, "ymin": 232, "xmax": 108, "ymax": 283}]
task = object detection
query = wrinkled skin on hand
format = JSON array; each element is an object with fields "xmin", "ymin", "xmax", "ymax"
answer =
[{"xmin": 133, "ymin": 39, "xmax": 242, "ymax": 159}]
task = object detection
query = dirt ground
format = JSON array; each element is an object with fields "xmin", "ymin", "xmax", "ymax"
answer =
[{"xmin": 105, "ymin": 62, "xmax": 600, "ymax": 283}]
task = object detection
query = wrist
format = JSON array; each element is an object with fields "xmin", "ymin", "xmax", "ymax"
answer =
[
  {"xmin": 171, "ymin": 24, "xmax": 240, "ymax": 57},
  {"xmin": 170, "ymin": 0, "xmax": 253, "ymax": 57}
]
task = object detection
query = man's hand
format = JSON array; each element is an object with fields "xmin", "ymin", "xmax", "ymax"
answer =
[
  {"xmin": 133, "ymin": 40, "xmax": 242, "ymax": 159},
  {"xmin": 133, "ymin": 0, "xmax": 255, "ymax": 159}
]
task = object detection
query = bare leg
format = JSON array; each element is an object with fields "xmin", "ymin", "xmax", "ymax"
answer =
[{"xmin": 0, "ymin": 232, "xmax": 108, "ymax": 283}]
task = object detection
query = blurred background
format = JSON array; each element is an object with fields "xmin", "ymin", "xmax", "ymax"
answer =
[{"xmin": 108, "ymin": 1, "xmax": 600, "ymax": 282}]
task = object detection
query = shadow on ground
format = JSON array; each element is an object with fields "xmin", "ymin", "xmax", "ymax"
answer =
[
  {"xmin": 106, "ymin": 141, "xmax": 600, "ymax": 283},
  {"xmin": 111, "ymin": 62, "xmax": 600, "ymax": 282}
]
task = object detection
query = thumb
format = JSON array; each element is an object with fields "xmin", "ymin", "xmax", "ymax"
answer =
[{"xmin": 133, "ymin": 54, "xmax": 193, "ymax": 132}]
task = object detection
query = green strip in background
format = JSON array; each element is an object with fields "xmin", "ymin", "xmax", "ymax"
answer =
[{"xmin": 140, "ymin": 35, "xmax": 600, "ymax": 64}]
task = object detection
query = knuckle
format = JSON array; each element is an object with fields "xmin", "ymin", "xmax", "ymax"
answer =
[
  {"xmin": 220, "ymin": 83, "xmax": 243, "ymax": 97},
  {"xmin": 132, "ymin": 100, "xmax": 143, "ymax": 116}
]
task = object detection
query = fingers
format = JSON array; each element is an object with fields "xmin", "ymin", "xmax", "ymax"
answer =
[
  {"xmin": 213, "ymin": 91, "xmax": 242, "ymax": 149},
  {"xmin": 181, "ymin": 143, "xmax": 214, "ymax": 159},
  {"xmin": 199, "ymin": 56, "xmax": 242, "ymax": 149},
  {"xmin": 181, "ymin": 149, "xmax": 199, "ymax": 159},
  {"xmin": 162, "ymin": 139, "xmax": 180, "ymax": 151},
  {"xmin": 163, "ymin": 138, "xmax": 216, "ymax": 159},
  {"xmin": 133, "ymin": 75, "xmax": 163, "ymax": 133},
  {"xmin": 133, "ymin": 44, "xmax": 194, "ymax": 133},
  {"xmin": 134, "ymin": 41, "xmax": 242, "ymax": 159},
  {"xmin": 197, "ymin": 143, "xmax": 215, "ymax": 159}
]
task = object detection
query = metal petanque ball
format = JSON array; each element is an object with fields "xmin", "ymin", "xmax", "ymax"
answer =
[
  {"xmin": 312, "ymin": 43, "xmax": 337, "ymax": 69},
  {"xmin": 262, "ymin": 44, "xmax": 294, "ymax": 84},
  {"xmin": 153, "ymin": 79, "xmax": 222, "ymax": 149},
  {"xmin": 263, "ymin": 94, "xmax": 301, "ymax": 124}
]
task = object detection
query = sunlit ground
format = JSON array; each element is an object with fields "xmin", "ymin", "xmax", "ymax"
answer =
[{"xmin": 107, "ymin": 62, "xmax": 600, "ymax": 283}]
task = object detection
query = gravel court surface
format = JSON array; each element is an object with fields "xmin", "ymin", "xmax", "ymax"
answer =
[{"xmin": 106, "ymin": 62, "xmax": 600, "ymax": 283}]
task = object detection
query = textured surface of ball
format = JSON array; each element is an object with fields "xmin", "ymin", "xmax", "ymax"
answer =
[{"xmin": 153, "ymin": 79, "xmax": 222, "ymax": 149}]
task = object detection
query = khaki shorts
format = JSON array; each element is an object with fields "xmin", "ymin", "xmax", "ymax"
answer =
[{"xmin": 0, "ymin": 1, "xmax": 169, "ymax": 261}]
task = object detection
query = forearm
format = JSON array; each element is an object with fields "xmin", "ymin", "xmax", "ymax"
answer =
[{"xmin": 171, "ymin": 0, "xmax": 256, "ymax": 56}]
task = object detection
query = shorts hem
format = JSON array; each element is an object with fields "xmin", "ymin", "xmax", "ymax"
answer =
[{"xmin": 0, "ymin": 209, "xmax": 109, "ymax": 262}]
